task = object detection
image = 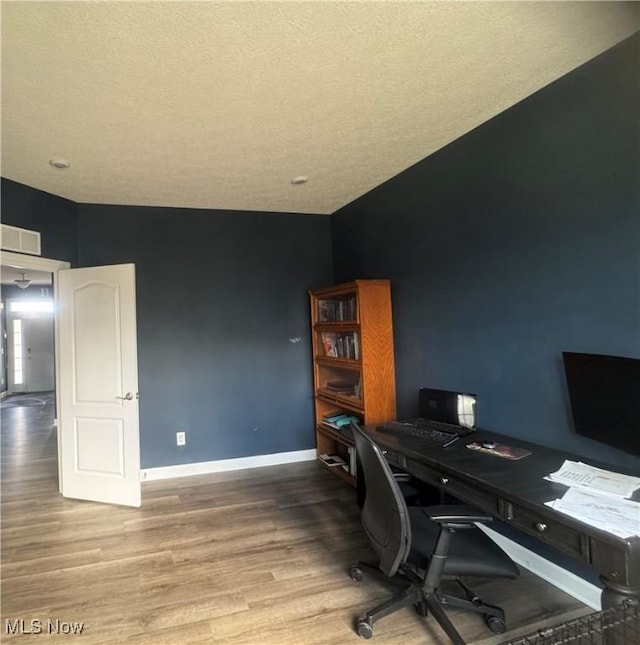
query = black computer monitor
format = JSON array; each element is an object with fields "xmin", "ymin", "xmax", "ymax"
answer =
[
  {"xmin": 418, "ymin": 387, "xmax": 477, "ymax": 430},
  {"xmin": 562, "ymin": 352, "xmax": 640, "ymax": 456}
]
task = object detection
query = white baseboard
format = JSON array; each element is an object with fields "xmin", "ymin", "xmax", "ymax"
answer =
[
  {"xmin": 478, "ymin": 524, "xmax": 602, "ymax": 610},
  {"xmin": 141, "ymin": 448, "xmax": 317, "ymax": 481}
]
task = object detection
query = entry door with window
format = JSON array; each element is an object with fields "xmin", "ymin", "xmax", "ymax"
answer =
[
  {"xmin": 23, "ymin": 316, "xmax": 55, "ymax": 391},
  {"xmin": 6, "ymin": 300, "xmax": 55, "ymax": 393},
  {"xmin": 58, "ymin": 264, "xmax": 141, "ymax": 507}
]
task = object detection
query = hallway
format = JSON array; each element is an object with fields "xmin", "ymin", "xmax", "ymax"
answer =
[{"xmin": 1, "ymin": 391, "xmax": 58, "ymax": 494}]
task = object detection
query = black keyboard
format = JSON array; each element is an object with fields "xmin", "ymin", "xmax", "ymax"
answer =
[
  {"xmin": 377, "ymin": 421, "xmax": 459, "ymax": 447},
  {"xmin": 419, "ymin": 418, "xmax": 472, "ymax": 436}
]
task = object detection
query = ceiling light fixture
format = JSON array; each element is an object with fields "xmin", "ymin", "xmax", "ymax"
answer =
[
  {"xmin": 14, "ymin": 273, "xmax": 32, "ymax": 290},
  {"xmin": 291, "ymin": 176, "xmax": 308, "ymax": 185},
  {"xmin": 49, "ymin": 158, "xmax": 70, "ymax": 169}
]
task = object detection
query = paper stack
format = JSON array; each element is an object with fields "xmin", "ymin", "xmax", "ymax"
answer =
[{"xmin": 545, "ymin": 460, "xmax": 640, "ymax": 538}]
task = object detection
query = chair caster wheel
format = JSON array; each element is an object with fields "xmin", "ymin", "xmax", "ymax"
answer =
[
  {"xmin": 486, "ymin": 615, "xmax": 506, "ymax": 634},
  {"xmin": 350, "ymin": 565, "xmax": 363, "ymax": 582},
  {"xmin": 356, "ymin": 618, "xmax": 373, "ymax": 639},
  {"xmin": 414, "ymin": 600, "xmax": 429, "ymax": 617}
]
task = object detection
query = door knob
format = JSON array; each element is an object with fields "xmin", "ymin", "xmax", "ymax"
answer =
[{"xmin": 117, "ymin": 392, "xmax": 135, "ymax": 401}]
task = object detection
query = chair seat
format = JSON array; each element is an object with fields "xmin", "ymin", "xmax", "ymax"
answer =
[{"xmin": 407, "ymin": 507, "xmax": 520, "ymax": 579}]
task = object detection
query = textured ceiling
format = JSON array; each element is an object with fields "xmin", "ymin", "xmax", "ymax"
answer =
[{"xmin": 1, "ymin": 2, "xmax": 638, "ymax": 215}]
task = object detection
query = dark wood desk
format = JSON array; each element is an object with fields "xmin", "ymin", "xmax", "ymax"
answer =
[{"xmin": 364, "ymin": 425, "xmax": 640, "ymax": 608}]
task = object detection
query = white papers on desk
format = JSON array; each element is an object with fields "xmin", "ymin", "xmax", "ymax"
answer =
[
  {"xmin": 545, "ymin": 488, "xmax": 640, "ymax": 539},
  {"xmin": 545, "ymin": 460, "xmax": 640, "ymax": 538},
  {"xmin": 546, "ymin": 460, "xmax": 640, "ymax": 499}
]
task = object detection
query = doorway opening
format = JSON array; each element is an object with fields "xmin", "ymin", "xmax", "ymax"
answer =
[
  {"xmin": 1, "ymin": 263, "xmax": 56, "ymax": 397},
  {"xmin": 1, "ymin": 252, "xmax": 70, "ymax": 493},
  {"xmin": 6, "ymin": 293, "xmax": 55, "ymax": 395},
  {"xmin": 1, "ymin": 253, "xmax": 142, "ymax": 506}
]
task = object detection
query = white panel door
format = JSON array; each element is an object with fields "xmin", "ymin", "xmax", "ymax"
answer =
[
  {"xmin": 23, "ymin": 316, "xmax": 55, "ymax": 392},
  {"xmin": 58, "ymin": 264, "xmax": 141, "ymax": 507}
]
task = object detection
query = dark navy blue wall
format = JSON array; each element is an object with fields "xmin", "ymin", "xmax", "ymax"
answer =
[
  {"xmin": 76, "ymin": 205, "xmax": 332, "ymax": 468},
  {"xmin": 332, "ymin": 35, "xmax": 640, "ymax": 474},
  {"xmin": 1, "ymin": 178, "xmax": 78, "ymax": 264}
]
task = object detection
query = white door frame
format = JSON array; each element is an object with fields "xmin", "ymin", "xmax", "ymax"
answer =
[{"xmin": 1, "ymin": 250, "xmax": 71, "ymax": 491}]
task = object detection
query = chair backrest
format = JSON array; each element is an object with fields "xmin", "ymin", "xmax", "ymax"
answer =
[{"xmin": 352, "ymin": 423, "xmax": 412, "ymax": 577}]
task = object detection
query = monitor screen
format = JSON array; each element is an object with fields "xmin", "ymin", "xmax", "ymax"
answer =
[
  {"xmin": 418, "ymin": 387, "xmax": 477, "ymax": 430},
  {"xmin": 562, "ymin": 352, "xmax": 640, "ymax": 456}
]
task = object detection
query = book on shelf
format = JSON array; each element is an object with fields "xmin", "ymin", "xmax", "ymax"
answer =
[
  {"xmin": 326, "ymin": 380, "xmax": 356, "ymax": 394},
  {"xmin": 319, "ymin": 331, "xmax": 360, "ymax": 360},
  {"xmin": 335, "ymin": 415, "xmax": 360, "ymax": 428},
  {"xmin": 317, "ymin": 300, "xmax": 333, "ymax": 323},
  {"xmin": 354, "ymin": 376, "xmax": 363, "ymax": 399},
  {"xmin": 322, "ymin": 410, "xmax": 347, "ymax": 422},
  {"xmin": 317, "ymin": 296, "xmax": 357, "ymax": 323},
  {"xmin": 336, "ymin": 332, "xmax": 360, "ymax": 360},
  {"xmin": 351, "ymin": 333, "xmax": 359, "ymax": 360},
  {"xmin": 321, "ymin": 332, "xmax": 338, "ymax": 357},
  {"xmin": 321, "ymin": 413, "xmax": 361, "ymax": 430},
  {"xmin": 319, "ymin": 453, "xmax": 347, "ymax": 467},
  {"xmin": 348, "ymin": 446, "xmax": 357, "ymax": 477}
]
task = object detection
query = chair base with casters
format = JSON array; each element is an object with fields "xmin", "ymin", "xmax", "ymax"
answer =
[
  {"xmin": 350, "ymin": 562, "xmax": 507, "ymax": 642},
  {"xmin": 349, "ymin": 505, "xmax": 519, "ymax": 644}
]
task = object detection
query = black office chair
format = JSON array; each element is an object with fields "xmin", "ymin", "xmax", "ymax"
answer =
[
  {"xmin": 349, "ymin": 423, "xmax": 519, "ymax": 644},
  {"xmin": 357, "ymin": 456, "xmax": 441, "ymax": 508}
]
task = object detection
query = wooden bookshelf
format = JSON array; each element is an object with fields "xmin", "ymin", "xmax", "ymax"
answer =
[{"xmin": 309, "ymin": 280, "xmax": 396, "ymax": 485}]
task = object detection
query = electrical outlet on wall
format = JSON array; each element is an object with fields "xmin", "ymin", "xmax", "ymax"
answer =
[{"xmin": 176, "ymin": 431, "xmax": 186, "ymax": 446}]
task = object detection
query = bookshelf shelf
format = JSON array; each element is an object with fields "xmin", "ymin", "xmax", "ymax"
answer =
[
  {"xmin": 309, "ymin": 279, "xmax": 397, "ymax": 486},
  {"xmin": 318, "ymin": 459, "xmax": 356, "ymax": 487},
  {"xmin": 314, "ymin": 323, "xmax": 360, "ymax": 331},
  {"xmin": 316, "ymin": 390, "xmax": 364, "ymax": 412},
  {"xmin": 317, "ymin": 424, "xmax": 355, "ymax": 447},
  {"xmin": 314, "ymin": 355, "xmax": 361, "ymax": 370}
]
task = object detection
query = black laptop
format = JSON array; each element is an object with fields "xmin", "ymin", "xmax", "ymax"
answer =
[{"xmin": 414, "ymin": 387, "xmax": 477, "ymax": 436}]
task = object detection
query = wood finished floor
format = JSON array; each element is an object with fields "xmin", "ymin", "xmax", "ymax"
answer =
[{"xmin": 1, "ymin": 395, "xmax": 592, "ymax": 644}]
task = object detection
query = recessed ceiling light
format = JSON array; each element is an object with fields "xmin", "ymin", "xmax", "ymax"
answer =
[
  {"xmin": 49, "ymin": 158, "xmax": 70, "ymax": 169},
  {"xmin": 291, "ymin": 176, "xmax": 308, "ymax": 185}
]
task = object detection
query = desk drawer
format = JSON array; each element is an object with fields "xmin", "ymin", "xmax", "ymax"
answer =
[
  {"xmin": 383, "ymin": 450, "xmax": 405, "ymax": 470},
  {"xmin": 590, "ymin": 539, "xmax": 635, "ymax": 588},
  {"xmin": 404, "ymin": 458, "xmax": 500, "ymax": 516},
  {"xmin": 505, "ymin": 502, "xmax": 589, "ymax": 562}
]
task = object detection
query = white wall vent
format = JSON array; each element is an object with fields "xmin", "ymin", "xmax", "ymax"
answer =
[{"xmin": 0, "ymin": 224, "xmax": 42, "ymax": 256}]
